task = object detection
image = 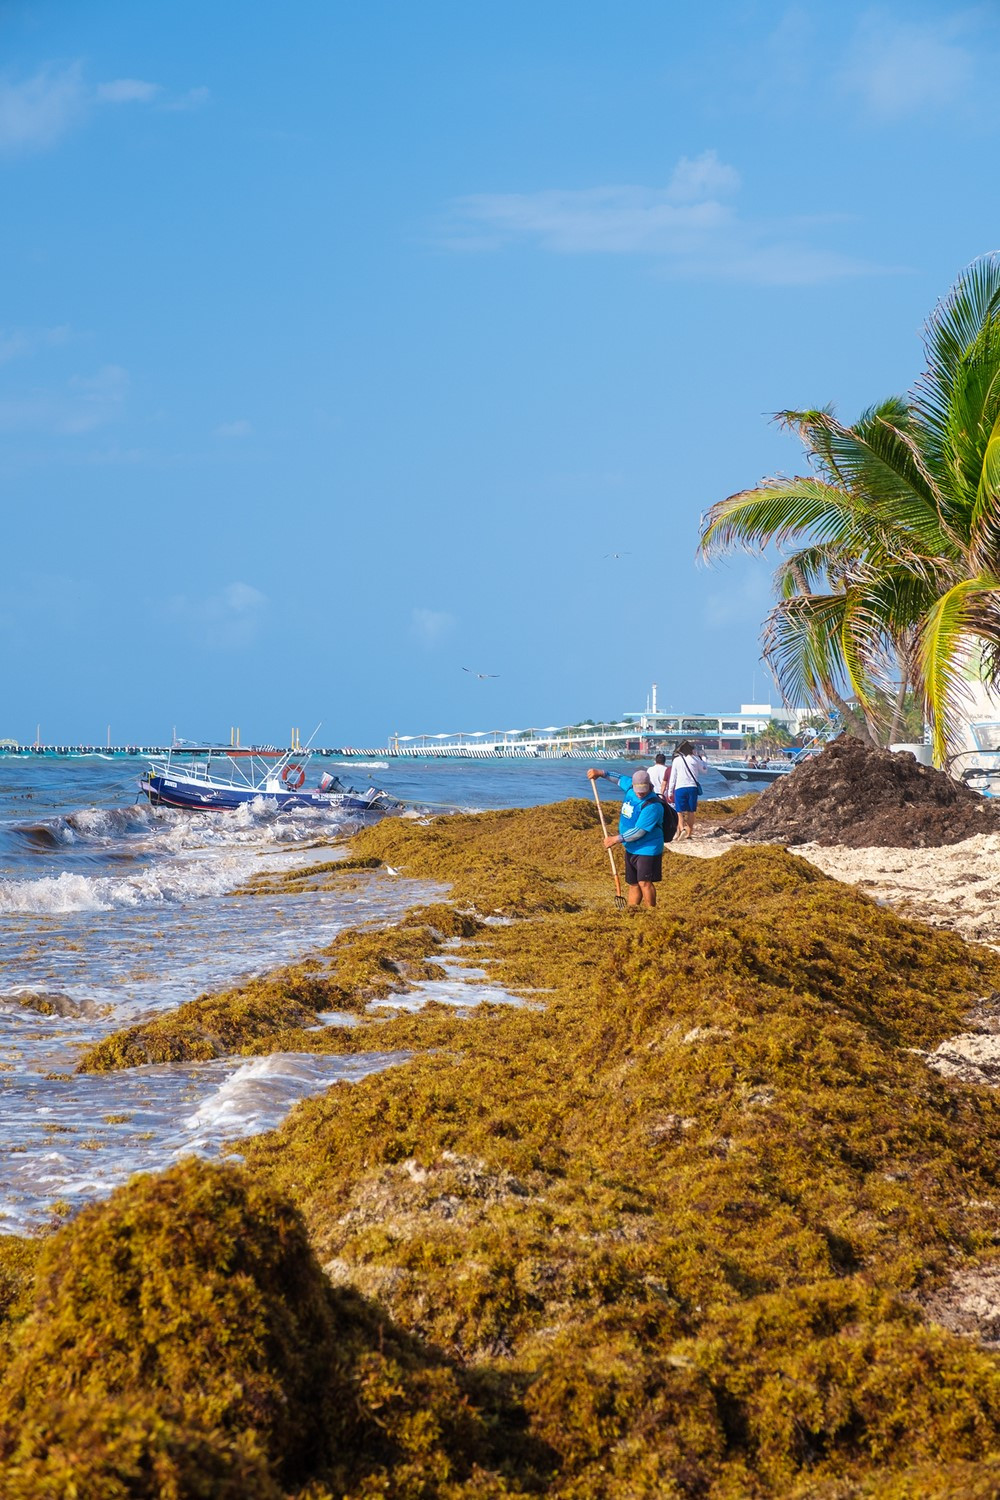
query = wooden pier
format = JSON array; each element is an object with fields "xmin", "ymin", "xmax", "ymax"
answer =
[{"xmin": 0, "ymin": 744, "xmax": 393, "ymax": 759}]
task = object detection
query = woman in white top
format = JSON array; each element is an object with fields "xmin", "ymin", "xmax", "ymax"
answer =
[{"xmin": 667, "ymin": 740, "xmax": 710, "ymax": 841}]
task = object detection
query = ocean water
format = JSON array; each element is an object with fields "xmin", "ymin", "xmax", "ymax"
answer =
[{"xmin": 0, "ymin": 753, "xmax": 732, "ymax": 1232}]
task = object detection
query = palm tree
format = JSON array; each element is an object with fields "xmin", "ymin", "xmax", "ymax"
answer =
[
  {"xmin": 699, "ymin": 254, "xmax": 1000, "ymax": 764},
  {"xmin": 760, "ymin": 719, "xmax": 794, "ymax": 754},
  {"xmin": 702, "ymin": 398, "xmax": 950, "ymax": 746}
]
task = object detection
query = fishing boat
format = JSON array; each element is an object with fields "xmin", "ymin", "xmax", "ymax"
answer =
[
  {"xmin": 713, "ymin": 724, "xmax": 840, "ymax": 785},
  {"xmin": 139, "ymin": 745, "xmax": 400, "ymax": 814},
  {"xmin": 714, "ymin": 761, "xmax": 794, "ymax": 786}
]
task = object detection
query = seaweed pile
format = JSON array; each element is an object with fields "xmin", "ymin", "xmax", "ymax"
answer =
[
  {"xmin": 7, "ymin": 803, "xmax": 1000, "ymax": 1494},
  {"xmin": 0, "ymin": 1161, "xmax": 486, "ymax": 1499},
  {"xmin": 721, "ymin": 734, "xmax": 1000, "ymax": 848}
]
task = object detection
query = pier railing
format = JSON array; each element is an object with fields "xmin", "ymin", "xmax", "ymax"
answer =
[
  {"xmin": 0, "ymin": 743, "xmax": 620, "ymax": 760},
  {"xmin": 0, "ymin": 744, "xmax": 392, "ymax": 759}
]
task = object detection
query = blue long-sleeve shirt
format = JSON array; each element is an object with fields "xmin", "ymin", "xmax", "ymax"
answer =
[{"xmin": 614, "ymin": 775, "xmax": 665, "ymax": 855}]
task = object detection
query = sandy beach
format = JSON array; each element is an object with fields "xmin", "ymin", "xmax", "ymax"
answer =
[{"xmin": 675, "ymin": 827, "xmax": 1000, "ymax": 948}]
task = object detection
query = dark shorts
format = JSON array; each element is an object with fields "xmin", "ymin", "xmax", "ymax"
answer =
[
  {"xmin": 675, "ymin": 787, "xmax": 699, "ymax": 813},
  {"xmin": 624, "ymin": 850, "xmax": 663, "ymax": 885}
]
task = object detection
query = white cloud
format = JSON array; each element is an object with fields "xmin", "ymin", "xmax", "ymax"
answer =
[
  {"xmin": 667, "ymin": 150, "xmax": 741, "ymax": 203},
  {"xmin": 96, "ymin": 78, "xmax": 162, "ymax": 104},
  {"xmin": 162, "ymin": 86, "xmax": 210, "ymax": 113},
  {"xmin": 686, "ymin": 241, "xmax": 883, "ymax": 288},
  {"xmin": 446, "ymin": 152, "xmax": 739, "ymax": 256},
  {"xmin": 220, "ymin": 582, "xmax": 266, "ymax": 612},
  {"xmin": 452, "ymin": 185, "xmax": 731, "ymax": 256},
  {"xmin": 0, "ymin": 62, "xmax": 203, "ymax": 154},
  {"xmin": 63, "ymin": 365, "xmax": 129, "ymax": 433},
  {"xmin": 0, "ymin": 324, "xmax": 71, "ymax": 364},
  {"xmin": 762, "ymin": 5, "xmax": 817, "ymax": 89},
  {"xmin": 214, "ymin": 419, "xmax": 252, "ymax": 439},
  {"xmin": 840, "ymin": 12, "xmax": 977, "ymax": 118},
  {"xmin": 0, "ymin": 363, "xmax": 128, "ymax": 434},
  {"xmin": 0, "ymin": 331, "xmax": 30, "ymax": 363},
  {"xmin": 0, "ymin": 62, "xmax": 87, "ymax": 153},
  {"xmin": 164, "ymin": 581, "xmax": 268, "ymax": 649},
  {"xmin": 440, "ymin": 149, "xmax": 887, "ymax": 285},
  {"xmin": 411, "ymin": 607, "xmax": 455, "ymax": 646}
]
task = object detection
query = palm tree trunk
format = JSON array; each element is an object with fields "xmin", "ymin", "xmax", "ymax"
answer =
[
  {"xmin": 887, "ymin": 676, "xmax": 909, "ymax": 746},
  {"xmin": 887, "ymin": 637, "xmax": 919, "ymax": 746},
  {"xmin": 827, "ymin": 688, "xmax": 878, "ymax": 745}
]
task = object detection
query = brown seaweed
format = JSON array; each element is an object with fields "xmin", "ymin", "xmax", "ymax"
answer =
[{"xmin": 12, "ymin": 798, "xmax": 1000, "ymax": 1495}]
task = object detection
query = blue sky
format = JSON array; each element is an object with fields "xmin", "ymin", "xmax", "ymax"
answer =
[{"xmin": 1, "ymin": 1, "xmax": 996, "ymax": 745}]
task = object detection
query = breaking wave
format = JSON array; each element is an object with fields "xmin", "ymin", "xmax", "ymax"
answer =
[
  {"xmin": 181, "ymin": 1051, "xmax": 406, "ymax": 1143},
  {"xmin": 0, "ymin": 852, "xmax": 263, "ymax": 914}
]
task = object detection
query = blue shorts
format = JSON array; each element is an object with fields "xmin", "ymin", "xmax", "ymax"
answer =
[{"xmin": 675, "ymin": 787, "xmax": 698, "ymax": 813}]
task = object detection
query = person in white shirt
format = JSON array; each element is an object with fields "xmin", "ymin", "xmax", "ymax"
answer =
[
  {"xmin": 667, "ymin": 740, "xmax": 710, "ymax": 841},
  {"xmin": 648, "ymin": 753, "xmax": 668, "ymax": 795}
]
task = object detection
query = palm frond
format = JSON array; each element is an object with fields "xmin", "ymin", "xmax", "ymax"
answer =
[
  {"xmin": 937, "ymin": 330, "xmax": 1000, "ymax": 528},
  {"xmin": 773, "ymin": 407, "xmax": 855, "ymax": 488},
  {"xmin": 788, "ymin": 402, "xmax": 955, "ymax": 556},
  {"xmin": 837, "ymin": 588, "xmax": 898, "ymax": 723},
  {"xmin": 700, "ymin": 476, "xmax": 935, "ymax": 567},
  {"xmin": 876, "ymin": 402, "xmax": 961, "ymax": 532},
  {"xmin": 915, "ymin": 254, "xmax": 1000, "ymax": 514},
  {"xmin": 772, "ymin": 543, "xmax": 853, "ymax": 598},
  {"xmin": 969, "ymin": 406, "xmax": 1000, "ymax": 570},
  {"xmin": 860, "ymin": 570, "xmax": 937, "ymax": 645},
  {"xmin": 918, "ymin": 577, "xmax": 1000, "ymax": 764},
  {"xmin": 699, "ymin": 477, "xmax": 866, "ymax": 558},
  {"xmin": 852, "ymin": 403, "xmax": 959, "ymax": 549},
  {"xmin": 762, "ymin": 592, "xmax": 853, "ymax": 710},
  {"xmin": 979, "ymin": 635, "xmax": 1000, "ymax": 690},
  {"xmin": 917, "ymin": 252, "xmax": 1000, "ymax": 427}
]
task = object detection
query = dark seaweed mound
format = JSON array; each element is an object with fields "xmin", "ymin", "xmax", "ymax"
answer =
[
  {"xmin": 0, "ymin": 1161, "xmax": 351, "ymax": 1496},
  {"xmin": 0, "ymin": 1161, "xmax": 484, "ymax": 1499},
  {"xmin": 723, "ymin": 734, "xmax": 1000, "ymax": 847}
]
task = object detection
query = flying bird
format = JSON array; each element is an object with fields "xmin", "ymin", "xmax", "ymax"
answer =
[
  {"xmin": 462, "ymin": 668, "xmax": 499, "ymax": 679},
  {"xmin": 604, "ymin": 551, "xmax": 631, "ymax": 559}
]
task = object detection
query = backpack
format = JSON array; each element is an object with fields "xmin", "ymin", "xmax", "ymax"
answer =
[
  {"xmin": 659, "ymin": 796, "xmax": 679, "ymax": 844},
  {"xmin": 640, "ymin": 792, "xmax": 677, "ymax": 845}
]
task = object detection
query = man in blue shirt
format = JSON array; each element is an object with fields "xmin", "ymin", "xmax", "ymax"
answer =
[{"xmin": 587, "ymin": 766, "xmax": 665, "ymax": 908}]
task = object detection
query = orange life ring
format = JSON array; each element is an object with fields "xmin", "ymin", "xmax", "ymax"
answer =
[{"xmin": 281, "ymin": 762, "xmax": 306, "ymax": 789}]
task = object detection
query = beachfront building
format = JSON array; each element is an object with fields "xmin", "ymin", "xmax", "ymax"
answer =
[
  {"xmin": 620, "ymin": 700, "xmax": 808, "ymax": 755},
  {"xmin": 390, "ymin": 694, "xmax": 808, "ymax": 758}
]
